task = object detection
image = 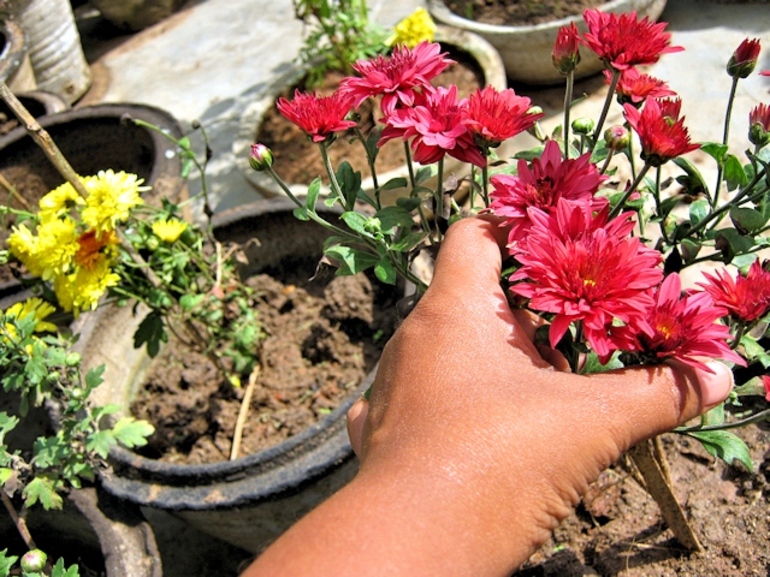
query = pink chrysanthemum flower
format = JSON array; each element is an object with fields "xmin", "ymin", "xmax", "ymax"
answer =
[
  {"xmin": 623, "ymin": 97, "xmax": 700, "ymax": 166},
  {"xmin": 276, "ymin": 89, "xmax": 357, "ymax": 143},
  {"xmin": 581, "ymin": 9, "xmax": 683, "ymax": 71},
  {"xmin": 508, "ymin": 199, "xmax": 663, "ymax": 357},
  {"xmin": 605, "ymin": 67, "xmax": 676, "ymax": 105},
  {"xmin": 489, "ymin": 140, "xmax": 607, "ymax": 244},
  {"xmin": 339, "ymin": 41, "xmax": 454, "ymax": 115},
  {"xmin": 463, "ymin": 86, "xmax": 543, "ymax": 149},
  {"xmin": 698, "ymin": 260, "xmax": 770, "ymax": 323},
  {"xmin": 614, "ymin": 274, "xmax": 745, "ymax": 371},
  {"xmin": 378, "ymin": 85, "xmax": 485, "ymax": 166},
  {"xmin": 552, "ymin": 22, "xmax": 581, "ymax": 76}
]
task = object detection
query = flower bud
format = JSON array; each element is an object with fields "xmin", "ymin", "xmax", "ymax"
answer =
[
  {"xmin": 65, "ymin": 352, "xmax": 81, "ymax": 367},
  {"xmin": 552, "ymin": 22, "xmax": 581, "ymax": 76},
  {"xmin": 146, "ymin": 236, "xmax": 160, "ymax": 251},
  {"xmin": 727, "ymin": 37, "xmax": 761, "ymax": 79},
  {"xmin": 571, "ymin": 117, "xmax": 595, "ymax": 135},
  {"xmin": 249, "ymin": 143, "xmax": 274, "ymax": 171},
  {"xmin": 748, "ymin": 103, "xmax": 770, "ymax": 148},
  {"xmin": 21, "ymin": 549, "xmax": 47, "ymax": 573},
  {"xmin": 604, "ymin": 125, "xmax": 630, "ymax": 151}
]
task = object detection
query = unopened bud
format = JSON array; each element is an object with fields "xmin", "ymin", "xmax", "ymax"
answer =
[
  {"xmin": 727, "ymin": 37, "xmax": 761, "ymax": 79},
  {"xmin": 748, "ymin": 103, "xmax": 770, "ymax": 148},
  {"xmin": 604, "ymin": 125, "xmax": 630, "ymax": 151},
  {"xmin": 552, "ymin": 22, "xmax": 581, "ymax": 76},
  {"xmin": 571, "ymin": 117, "xmax": 595, "ymax": 135},
  {"xmin": 21, "ymin": 549, "xmax": 47, "ymax": 573},
  {"xmin": 249, "ymin": 143, "xmax": 274, "ymax": 171}
]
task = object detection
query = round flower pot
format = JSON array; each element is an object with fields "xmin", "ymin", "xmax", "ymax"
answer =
[
  {"xmin": 426, "ymin": 0, "xmax": 669, "ymax": 85},
  {"xmin": 0, "ymin": 102, "xmax": 186, "ymax": 300},
  {"xmin": 73, "ymin": 198, "xmax": 401, "ymax": 553},
  {"xmin": 0, "ymin": 486, "xmax": 162, "ymax": 577},
  {"xmin": 0, "ymin": 17, "xmax": 36, "ymax": 93},
  {"xmin": 234, "ymin": 24, "xmax": 507, "ymax": 201},
  {"xmin": 89, "ymin": 0, "xmax": 187, "ymax": 31},
  {"xmin": 10, "ymin": 0, "xmax": 92, "ymax": 103}
]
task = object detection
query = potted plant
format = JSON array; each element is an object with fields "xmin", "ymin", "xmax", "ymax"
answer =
[
  {"xmin": 426, "ymin": 0, "xmax": 669, "ymax": 85},
  {"xmin": 249, "ymin": 9, "xmax": 770, "ymax": 554},
  {"xmin": 0, "ymin": 83, "xmax": 402, "ymax": 553},
  {"xmin": 235, "ymin": 7, "xmax": 507, "ymax": 199}
]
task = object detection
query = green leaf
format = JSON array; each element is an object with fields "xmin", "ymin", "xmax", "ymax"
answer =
[
  {"xmin": 133, "ymin": 312, "xmax": 166, "ymax": 358},
  {"xmin": 179, "ymin": 293, "xmax": 205, "ymax": 311},
  {"xmin": 22, "ymin": 477, "xmax": 63, "ymax": 510},
  {"xmin": 340, "ymin": 211, "xmax": 373, "ymax": 237},
  {"xmin": 729, "ymin": 206, "xmax": 767, "ymax": 234},
  {"xmin": 0, "ymin": 413, "xmax": 18, "ymax": 444},
  {"xmin": 84, "ymin": 365, "xmax": 106, "ymax": 393},
  {"xmin": 723, "ymin": 154, "xmax": 748, "ymax": 191},
  {"xmin": 292, "ymin": 206, "xmax": 310, "ymax": 221},
  {"xmin": 50, "ymin": 558, "xmax": 80, "ymax": 577},
  {"xmin": 580, "ymin": 351, "xmax": 624, "ymax": 375},
  {"xmin": 740, "ymin": 334, "xmax": 770, "ymax": 368},
  {"xmin": 335, "ymin": 161, "xmax": 362, "ymax": 207},
  {"xmin": 686, "ymin": 430, "xmax": 753, "ymax": 470},
  {"xmin": 112, "ymin": 417, "xmax": 155, "ymax": 449},
  {"xmin": 414, "ymin": 166, "xmax": 435, "ymax": 185},
  {"xmin": 395, "ymin": 196, "xmax": 423, "ymax": 211},
  {"xmin": 0, "ymin": 468, "xmax": 12, "ymax": 486},
  {"xmin": 380, "ymin": 177, "xmax": 408, "ymax": 191},
  {"xmin": 373, "ymin": 257, "xmax": 397, "ymax": 285},
  {"xmin": 324, "ymin": 245, "xmax": 379, "ymax": 275},
  {"xmin": 86, "ymin": 430, "xmax": 116, "ymax": 459},
  {"xmin": 0, "ymin": 550, "xmax": 19, "ymax": 577},
  {"xmin": 679, "ymin": 238, "xmax": 702, "ymax": 264},
  {"xmin": 700, "ymin": 142, "xmax": 729, "ymax": 162},
  {"xmin": 305, "ymin": 177, "xmax": 322, "ymax": 211},
  {"xmin": 375, "ymin": 206, "xmax": 414, "ymax": 235},
  {"xmin": 672, "ymin": 156, "xmax": 708, "ymax": 196},
  {"xmin": 701, "ymin": 403, "xmax": 725, "ymax": 427},
  {"xmin": 688, "ymin": 199, "xmax": 709, "ymax": 227},
  {"xmin": 714, "ymin": 228, "xmax": 754, "ymax": 262}
]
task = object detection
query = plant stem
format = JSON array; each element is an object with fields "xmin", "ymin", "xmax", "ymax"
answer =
[
  {"xmin": 675, "ymin": 407, "xmax": 770, "ymax": 433},
  {"xmin": 0, "ymin": 173, "xmax": 32, "ymax": 210},
  {"xmin": 563, "ymin": 70, "xmax": 575, "ymax": 158},
  {"xmin": 713, "ymin": 76, "xmax": 740, "ymax": 210},
  {"xmin": 608, "ymin": 161, "xmax": 652, "ymax": 219},
  {"xmin": 1, "ymin": 492, "xmax": 37, "ymax": 550},
  {"xmin": 320, "ymin": 142, "xmax": 349, "ymax": 210},
  {"xmin": 628, "ymin": 439, "xmax": 703, "ymax": 552},
  {"xmin": 230, "ymin": 365, "xmax": 260, "ymax": 460},
  {"xmin": 590, "ymin": 68, "xmax": 620, "ymax": 148}
]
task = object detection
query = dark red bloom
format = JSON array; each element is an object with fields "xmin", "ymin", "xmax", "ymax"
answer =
[
  {"xmin": 552, "ymin": 22, "xmax": 581, "ymax": 76},
  {"xmin": 623, "ymin": 97, "xmax": 700, "ymax": 166},
  {"xmin": 581, "ymin": 9, "xmax": 683, "ymax": 71},
  {"xmin": 339, "ymin": 41, "xmax": 453, "ymax": 115},
  {"xmin": 727, "ymin": 37, "xmax": 761, "ymax": 79},
  {"xmin": 463, "ymin": 86, "xmax": 543, "ymax": 148},
  {"xmin": 605, "ymin": 67, "xmax": 676, "ymax": 105},
  {"xmin": 508, "ymin": 199, "xmax": 663, "ymax": 357},
  {"xmin": 763, "ymin": 375, "xmax": 770, "ymax": 402},
  {"xmin": 613, "ymin": 274, "xmax": 745, "ymax": 371},
  {"xmin": 378, "ymin": 85, "xmax": 485, "ymax": 166},
  {"xmin": 489, "ymin": 140, "xmax": 606, "ymax": 244},
  {"xmin": 276, "ymin": 90, "xmax": 357, "ymax": 143},
  {"xmin": 699, "ymin": 260, "xmax": 770, "ymax": 323},
  {"xmin": 749, "ymin": 102, "xmax": 770, "ymax": 147}
]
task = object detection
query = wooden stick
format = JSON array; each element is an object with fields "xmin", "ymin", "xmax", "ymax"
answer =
[
  {"xmin": 0, "ymin": 172, "xmax": 32, "ymax": 211},
  {"xmin": 628, "ymin": 439, "xmax": 703, "ymax": 552},
  {"xmin": 230, "ymin": 365, "xmax": 260, "ymax": 461},
  {"xmin": 1, "ymin": 491, "xmax": 37, "ymax": 550}
]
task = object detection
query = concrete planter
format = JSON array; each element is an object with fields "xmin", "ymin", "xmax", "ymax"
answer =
[
  {"xmin": 0, "ymin": 17, "xmax": 36, "ymax": 92},
  {"xmin": 427, "ymin": 0, "xmax": 669, "ymax": 85},
  {"xmin": 234, "ymin": 24, "xmax": 507, "ymax": 201}
]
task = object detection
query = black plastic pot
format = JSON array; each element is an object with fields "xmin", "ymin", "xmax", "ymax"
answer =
[{"xmin": 76, "ymin": 198, "xmax": 398, "ymax": 553}]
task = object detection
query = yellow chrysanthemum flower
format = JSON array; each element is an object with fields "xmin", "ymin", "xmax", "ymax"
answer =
[
  {"xmin": 81, "ymin": 170, "xmax": 148, "ymax": 234},
  {"xmin": 151, "ymin": 218, "xmax": 188, "ymax": 243},
  {"xmin": 3, "ymin": 298, "xmax": 58, "ymax": 335},
  {"xmin": 38, "ymin": 181, "xmax": 85, "ymax": 223},
  {"xmin": 54, "ymin": 257, "xmax": 120, "ymax": 315},
  {"xmin": 8, "ymin": 218, "xmax": 80, "ymax": 280},
  {"xmin": 387, "ymin": 8, "xmax": 436, "ymax": 48}
]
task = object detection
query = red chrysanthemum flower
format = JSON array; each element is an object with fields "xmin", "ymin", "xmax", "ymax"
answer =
[
  {"xmin": 727, "ymin": 37, "xmax": 761, "ymax": 79},
  {"xmin": 761, "ymin": 70, "xmax": 770, "ymax": 77},
  {"xmin": 276, "ymin": 89, "xmax": 357, "ymax": 143},
  {"xmin": 762, "ymin": 375, "xmax": 770, "ymax": 402},
  {"xmin": 552, "ymin": 22, "xmax": 581, "ymax": 76},
  {"xmin": 508, "ymin": 199, "xmax": 663, "ymax": 357},
  {"xmin": 489, "ymin": 140, "xmax": 607, "ymax": 244},
  {"xmin": 698, "ymin": 260, "xmax": 770, "ymax": 323},
  {"xmin": 605, "ymin": 67, "xmax": 676, "ymax": 105},
  {"xmin": 623, "ymin": 97, "xmax": 699, "ymax": 166},
  {"xmin": 378, "ymin": 85, "xmax": 485, "ymax": 166},
  {"xmin": 613, "ymin": 274, "xmax": 745, "ymax": 371},
  {"xmin": 581, "ymin": 9, "xmax": 683, "ymax": 71},
  {"xmin": 749, "ymin": 102, "xmax": 770, "ymax": 147},
  {"xmin": 463, "ymin": 86, "xmax": 543, "ymax": 148},
  {"xmin": 339, "ymin": 41, "xmax": 454, "ymax": 115}
]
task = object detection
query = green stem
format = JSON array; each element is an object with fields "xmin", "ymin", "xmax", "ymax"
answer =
[
  {"xmin": 563, "ymin": 69, "xmax": 575, "ymax": 158},
  {"xmin": 676, "ymin": 407, "xmax": 770, "ymax": 433},
  {"xmin": 608, "ymin": 161, "xmax": 653, "ymax": 219},
  {"xmin": 320, "ymin": 143, "xmax": 350, "ymax": 210},
  {"xmin": 713, "ymin": 76, "xmax": 740, "ymax": 210},
  {"xmin": 590, "ymin": 68, "xmax": 620, "ymax": 149}
]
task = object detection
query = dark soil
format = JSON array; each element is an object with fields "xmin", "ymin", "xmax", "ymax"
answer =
[
  {"xmin": 130, "ymin": 264, "xmax": 400, "ymax": 465},
  {"xmin": 513, "ymin": 421, "xmax": 770, "ymax": 576},
  {"xmin": 445, "ymin": 0, "xmax": 607, "ymax": 26},
  {"xmin": 258, "ymin": 46, "xmax": 483, "ymax": 186}
]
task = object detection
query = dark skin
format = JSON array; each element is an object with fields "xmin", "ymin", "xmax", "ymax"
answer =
[{"xmin": 242, "ymin": 217, "xmax": 732, "ymax": 577}]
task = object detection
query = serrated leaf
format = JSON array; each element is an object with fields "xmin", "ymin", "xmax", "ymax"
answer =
[
  {"xmin": 0, "ymin": 550, "xmax": 18, "ymax": 577},
  {"xmin": 112, "ymin": 417, "xmax": 155, "ymax": 449},
  {"xmin": 133, "ymin": 312, "xmax": 166, "ymax": 358},
  {"xmin": 0, "ymin": 413, "xmax": 18, "ymax": 444},
  {"xmin": 686, "ymin": 430, "xmax": 753, "ymax": 470},
  {"xmin": 22, "ymin": 477, "xmax": 63, "ymax": 510},
  {"xmin": 86, "ymin": 430, "xmax": 116, "ymax": 459},
  {"xmin": 179, "ymin": 293, "xmax": 205, "ymax": 311},
  {"xmin": 50, "ymin": 558, "xmax": 80, "ymax": 577}
]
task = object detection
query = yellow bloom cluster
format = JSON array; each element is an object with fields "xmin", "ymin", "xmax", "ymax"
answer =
[
  {"xmin": 1, "ymin": 297, "xmax": 57, "ymax": 342},
  {"xmin": 387, "ymin": 8, "xmax": 436, "ymax": 49},
  {"xmin": 7, "ymin": 170, "xmax": 147, "ymax": 315},
  {"xmin": 151, "ymin": 218, "xmax": 188, "ymax": 243}
]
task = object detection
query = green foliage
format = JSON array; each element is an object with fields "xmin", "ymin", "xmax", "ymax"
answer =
[{"xmin": 685, "ymin": 430, "xmax": 753, "ymax": 470}]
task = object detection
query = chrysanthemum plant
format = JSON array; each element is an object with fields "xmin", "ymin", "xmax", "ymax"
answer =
[
  {"xmin": 251, "ymin": 9, "xmax": 770, "ymax": 549},
  {"xmin": 0, "ymin": 84, "xmax": 262, "ymax": 572}
]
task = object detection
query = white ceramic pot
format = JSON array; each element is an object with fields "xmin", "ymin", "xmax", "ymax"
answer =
[
  {"xmin": 233, "ymin": 24, "xmax": 507, "ymax": 201},
  {"xmin": 427, "ymin": 0, "xmax": 669, "ymax": 85}
]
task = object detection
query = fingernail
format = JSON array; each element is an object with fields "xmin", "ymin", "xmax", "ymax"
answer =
[{"xmin": 694, "ymin": 361, "xmax": 734, "ymax": 408}]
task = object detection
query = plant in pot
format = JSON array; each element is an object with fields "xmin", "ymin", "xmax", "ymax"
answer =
[
  {"xmin": 237, "ymin": 6, "xmax": 507, "ymax": 199},
  {"xmin": 426, "ymin": 0, "xmax": 669, "ymax": 85},
  {"xmin": 250, "ymin": 9, "xmax": 770, "ymax": 559},
  {"xmin": 0, "ymin": 83, "xmax": 402, "ymax": 553}
]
